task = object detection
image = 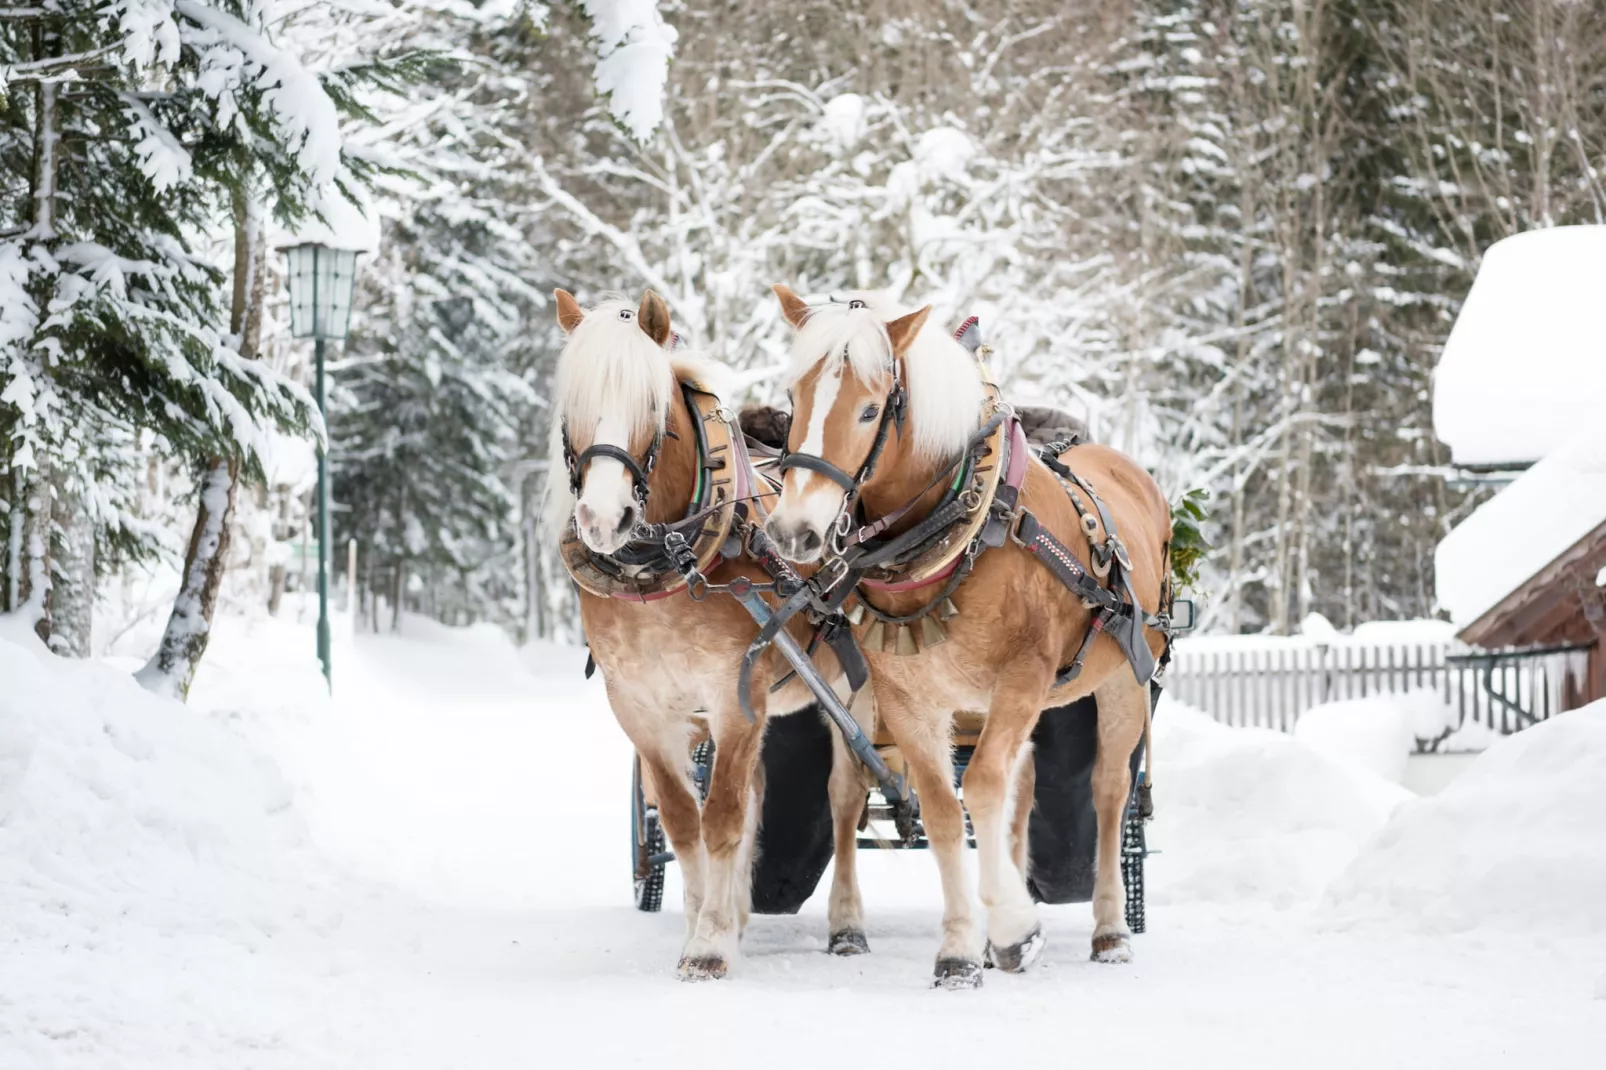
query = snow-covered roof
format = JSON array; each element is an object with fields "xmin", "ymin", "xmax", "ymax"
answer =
[
  {"xmin": 1435, "ymin": 421, "xmax": 1606, "ymax": 628},
  {"xmin": 1433, "ymin": 226, "xmax": 1606, "ymax": 468}
]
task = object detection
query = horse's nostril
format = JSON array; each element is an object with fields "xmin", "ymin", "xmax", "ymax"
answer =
[
  {"xmin": 576, "ymin": 503, "xmax": 595, "ymax": 529},
  {"xmin": 616, "ymin": 505, "xmax": 637, "ymax": 537},
  {"xmin": 800, "ymin": 529, "xmax": 822, "ymax": 553}
]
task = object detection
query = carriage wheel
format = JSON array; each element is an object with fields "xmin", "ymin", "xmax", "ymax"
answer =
[
  {"xmin": 1121, "ymin": 793, "xmax": 1147, "ymax": 934},
  {"xmin": 632, "ymin": 756, "xmax": 667, "ymax": 912},
  {"xmin": 692, "ymin": 740, "xmax": 715, "ymax": 803}
]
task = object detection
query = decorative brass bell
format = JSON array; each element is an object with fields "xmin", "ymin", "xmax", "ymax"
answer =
[
  {"xmin": 939, "ymin": 598, "xmax": 961, "ymax": 621},
  {"xmin": 919, "ymin": 616, "xmax": 948, "ymax": 648},
  {"xmin": 846, "ymin": 602, "xmax": 866, "ymax": 626},
  {"xmin": 894, "ymin": 625, "xmax": 918, "ymax": 655},
  {"xmin": 863, "ymin": 619, "xmax": 885, "ymax": 651}
]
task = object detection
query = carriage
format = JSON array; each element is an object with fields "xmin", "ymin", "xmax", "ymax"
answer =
[{"xmin": 629, "ymin": 693, "xmax": 1157, "ymax": 930}]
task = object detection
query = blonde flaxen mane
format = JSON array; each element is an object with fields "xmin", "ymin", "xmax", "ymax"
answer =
[{"xmin": 785, "ymin": 292, "xmax": 986, "ymax": 464}]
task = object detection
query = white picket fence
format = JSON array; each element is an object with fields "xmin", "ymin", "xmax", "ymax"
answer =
[{"xmin": 1164, "ymin": 638, "xmax": 1592, "ymax": 751}]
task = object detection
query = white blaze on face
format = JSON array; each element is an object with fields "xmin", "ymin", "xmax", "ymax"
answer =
[
  {"xmin": 574, "ymin": 411, "xmax": 639, "ymax": 554},
  {"xmin": 776, "ymin": 361, "xmax": 851, "ymax": 538}
]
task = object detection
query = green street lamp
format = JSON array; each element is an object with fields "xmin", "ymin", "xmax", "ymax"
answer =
[{"xmin": 282, "ymin": 243, "xmax": 361, "ymax": 689}]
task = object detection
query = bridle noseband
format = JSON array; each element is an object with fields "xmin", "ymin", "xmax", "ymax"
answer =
[{"xmin": 562, "ymin": 420, "xmax": 664, "ymax": 520}]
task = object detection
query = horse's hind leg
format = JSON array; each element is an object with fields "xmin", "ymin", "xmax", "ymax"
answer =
[
  {"xmin": 1088, "ymin": 673, "xmax": 1148, "ymax": 963},
  {"xmin": 679, "ymin": 698, "xmax": 765, "ymax": 981},
  {"xmin": 1009, "ymin": 742, "xmax": 1036, "ymax": 883},
  {"xmin": 963, "ymin": 665, "xmax": 1052, "ymax": 972},
  {"xmin": 826, "ymin": 690, "xmax": 875, "ymax": 955}
]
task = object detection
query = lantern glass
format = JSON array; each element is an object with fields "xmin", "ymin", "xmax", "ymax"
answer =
[{"xmin": 283, "ymin": 244, "xmax": 361, "ymax": 341}]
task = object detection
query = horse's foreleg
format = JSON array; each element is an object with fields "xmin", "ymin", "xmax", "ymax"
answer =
[
  {"xmin": 637, "ymin": 741, "xmax": 705, "ymax": 948},
  {"xmin": 880, "ymin": 686, "xmax": 981, "ymax": 988},
  {"xmin": 679, "ymin": 697, "xmax": 765, "ymax": 981},
  {"xmin": 963, "ymin": 668, "xmax": 1051, "ymax": 972},
  {"xmin": 825, "ymin": 689, "xmax": 874, "ymax": 955},
  {"xmin": 1088, "ymin": 673, "xmax": 1148, "ymax": 963}
]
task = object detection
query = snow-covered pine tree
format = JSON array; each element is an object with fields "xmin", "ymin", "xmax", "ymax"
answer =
[
  {"xmin": 1, "ymin": 2, "xmax": 321, "ymax": 661},
  {"xmin": 328, "ymin": 3, "xmax": 543, "ymax": 633}
]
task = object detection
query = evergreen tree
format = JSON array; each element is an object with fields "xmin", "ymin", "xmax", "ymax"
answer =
[{"xmin": 0, "ymin": 1, "xmax": 324, "ymax": 657}]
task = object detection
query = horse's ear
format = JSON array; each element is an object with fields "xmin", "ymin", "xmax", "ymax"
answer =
[
  {"xmin": 554, "ymin": 289, "xmax": 584, "ymax": 333},
  {"xmin": 638, "ymin": 289, "xmax": 672, "ymax": 346},
  {"xmin": 884, "ymin": 305, "xmax": 931, "ymax": 356},
  {"xmin": 772, "ymin": 284, "xmax": 810, "ymax": 329}
]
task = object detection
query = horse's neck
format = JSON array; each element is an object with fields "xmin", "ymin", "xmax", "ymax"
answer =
[
  {"xmin": 643, "ymin": 389, "xmax": 697, "ymax": 526},
  {"xmin": 859, "ymin": 440, "xmax": 954, "ymax": 538}
]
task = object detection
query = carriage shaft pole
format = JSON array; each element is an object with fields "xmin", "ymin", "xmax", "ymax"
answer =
[{"xmin": 728, "ymin": 586, "xmax": 905, "ymax": 804}]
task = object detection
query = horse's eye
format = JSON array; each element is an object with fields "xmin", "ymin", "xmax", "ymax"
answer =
[{"xmin": 860, "ymin": 403, "xmax": 880, "ymax": 423}]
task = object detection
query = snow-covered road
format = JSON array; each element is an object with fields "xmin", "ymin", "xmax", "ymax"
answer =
[{"xmin": 1, "ymin": 614, "xmax": 1601, "ymax": 1068}]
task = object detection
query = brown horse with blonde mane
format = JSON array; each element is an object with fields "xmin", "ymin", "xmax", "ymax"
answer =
[
  {"xmin": 548, "ymin": 288, "xmax": 874, "ymax": 980},
  {"xmin": 764, "ymin": 286, "xmax": 1171, "ymax": 989}
]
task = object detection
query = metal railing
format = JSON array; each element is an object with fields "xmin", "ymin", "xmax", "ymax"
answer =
[{"xmin": 1165, "ymin": 639, "xmax": 1595, "ymax": 752}]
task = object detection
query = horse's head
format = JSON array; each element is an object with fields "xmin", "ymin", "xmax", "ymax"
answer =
[
  {"xmin": 764, "ymin": 285, "xmax": 931, "ymax": 564},
  {"xmin": 551, "ymin": 288, "xmax": 676, "ymax": 555}
]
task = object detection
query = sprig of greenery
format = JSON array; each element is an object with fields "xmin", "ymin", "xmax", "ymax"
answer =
[{"xmin": 1169, "ymin": 487, "xmax": 1210, "ymax": 593}]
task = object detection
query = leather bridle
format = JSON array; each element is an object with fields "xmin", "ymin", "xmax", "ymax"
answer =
[
  {"xmin": 562, "ymin": 419, "xmax": 664, "ymax": 522},
  {"xmin": 777, "ymin": 305, "xmax": 908, "ymax": 550}
]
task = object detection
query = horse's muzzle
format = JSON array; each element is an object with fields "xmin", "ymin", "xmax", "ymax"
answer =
[{"xmin": 765, "ymin": 515, "xmax": 825, "ymax": 564}]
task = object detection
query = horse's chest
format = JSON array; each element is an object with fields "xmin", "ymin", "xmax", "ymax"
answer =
[
  {"xmin": 869, "ymin": 644, "xmax": 993, "ymax": 711},
  {"xmin": 582, "ymin": 600, "xmax": 740, "ymax": 709}
]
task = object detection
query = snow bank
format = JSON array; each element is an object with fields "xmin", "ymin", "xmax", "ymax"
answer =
[
  {"xmin": 1322, "ymin": 701, "xmax": 1606, "ymax": 935},
  {"xmin": 1435, "ymin": 420, "xmax": 1606, "ymax": 628},
  {"xmin": 1293, "ymin": 697, "xmax": 1417, "ymax": 782},
  {"xmin": 0, "ymin": 624, "xmax": 322, "ymax": 936},
  {"xmin": 1433, "ymin": 225, "xmax": 1606, "ymax": 468},
  {"xmin": 1150, "ymin": 698, "xmax": 1412, "ymax": 909}
]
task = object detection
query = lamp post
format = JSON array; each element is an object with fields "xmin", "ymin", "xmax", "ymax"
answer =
[{"xmin": 282, "ymin": 243, "xmax": 361, "ymax": 689}]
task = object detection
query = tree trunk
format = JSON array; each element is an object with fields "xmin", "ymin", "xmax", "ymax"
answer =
[
  {"xmin": 391, "ymin": 561, "xmax": 404, "ymax": 633},
  {"xmin": 138, "ymin": 186, "xmax": 263, "ymax": 698},
  {"xmin": 135, "ymin": 458, "xmax": 239, "ymax": 698},
  {"xmin": 47, "ymin": 474, "xmax": 94, "ymax": 656}
]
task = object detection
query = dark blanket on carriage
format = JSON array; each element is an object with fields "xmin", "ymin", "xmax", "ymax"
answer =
[{"xmin": 737, "ymin": 400, "xmax": 1143, "ymax": 914}]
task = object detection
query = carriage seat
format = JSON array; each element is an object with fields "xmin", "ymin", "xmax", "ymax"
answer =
[
  {"xmin": 738, "ymin": 405, "xmax": 791, "ymax": 461},
  {"xmin": 1016, "ymin": 404, "xmax": 1089, "ymax": 449}
]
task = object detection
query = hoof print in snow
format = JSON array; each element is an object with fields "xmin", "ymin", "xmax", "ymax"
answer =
[
  {"xmin": 1090, "ymin": 932, "xmax": 1132, "ymax": 964},
  {"xmin": 932, "ymin": 957, "xmax": 984, "ymax": 990},
  {"xmin": 677, "ymin": 955, "xmax": 728, "ymax": 981},
  {"xmin": 988, "ymin": 926, "xmax": 1046, "ymax": 973},
  {"xmin": 828, "ymin": 929, "xmax": 870, "ymax": 956}
]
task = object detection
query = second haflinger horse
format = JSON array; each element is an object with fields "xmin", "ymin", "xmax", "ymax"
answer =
[
  {"xmin": 547, "ymin": 288, "xmax": 876, "ymax": 981},
  {"xmin": 765, "ymin": 286, "xmax": 1172, "ymax": 989}
]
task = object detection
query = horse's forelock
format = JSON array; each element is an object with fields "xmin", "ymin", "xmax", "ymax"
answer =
[{"xmin": 785, "ymin": 294, "xmax": 985, "ymax": 463}]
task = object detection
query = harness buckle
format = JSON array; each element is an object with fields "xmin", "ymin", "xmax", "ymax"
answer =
[{"xmin": 814, "ymin": 555, "xmax": 850, "ymax": 597}]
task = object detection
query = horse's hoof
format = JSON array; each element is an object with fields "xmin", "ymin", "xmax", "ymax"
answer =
[
  {"xmin": 677, "ymin": 955, "xmax": 729, "ymax": 981},
  {"xmin": 828, "ymin": 929, "xmax": 870, "ymax": 956},
  {"xmin": 1090, "ymin": 932, "xmax": 1132, "ymax": 964},
  {"xmin": 932, "ymin": 957, "xmax": 984, "ymax": 990},
  {"xmin": 988, "ymin": 925, "xmax": 1046, "ymax": 973}
]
